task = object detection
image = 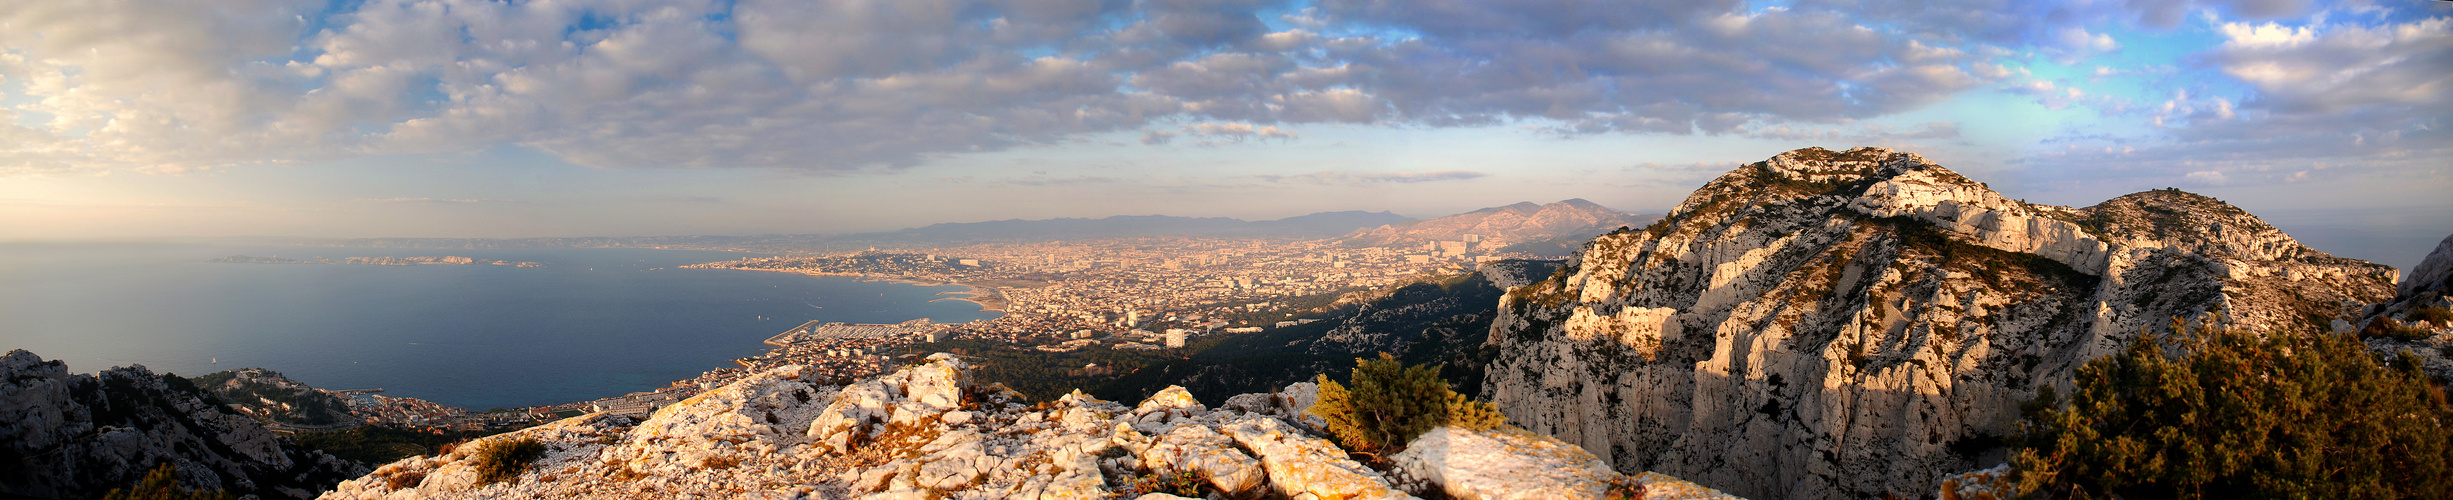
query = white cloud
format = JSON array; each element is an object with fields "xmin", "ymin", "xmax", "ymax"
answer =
[
  {"xmin": 2184, "ymin": 170, "xmax": 2228, "ymax": 185},
  {"xmin": 2, "ymin": 0, "xmax": 2384, "ymax": 178}
]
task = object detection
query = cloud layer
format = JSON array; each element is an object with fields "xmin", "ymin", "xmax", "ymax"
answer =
[
  {"xmin": 0, "ymin": 0, "xmax": 1995, "ymax": 174},
  {"xmin": 0, "ymin": 0, "xmax": 2444, "ymax": 187}
]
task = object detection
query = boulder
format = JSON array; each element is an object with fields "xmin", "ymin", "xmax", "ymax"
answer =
[{"xmin": 1391, "ymin": 426, "xmax": 1622, "ymax": 500}]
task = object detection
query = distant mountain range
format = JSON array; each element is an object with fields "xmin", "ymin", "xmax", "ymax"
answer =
[
  {"xmin": 303, "ymin": 202, "xmax": 1657, "ymax": 254},
  {"xmin": 852, "ymin": 210, "xmax": 1414, "ymax": 245},
  {"xmin": 304, "ymin": 211, "xmax": 1412, "ymax": 252},
  {"xmin": 1335, "ymin": 199, "xmax": 1657, "ymax": 255}
]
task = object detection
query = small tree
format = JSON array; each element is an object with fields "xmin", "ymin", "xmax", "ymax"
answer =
[
  {"xmin": 1309, "ymin": 353, "xmax": 1505, "ymax": 455},
  {"xmin": 2012, "ymin": 319, "xmax": 2453, "ymax": 498},
  {"xmin": 102, "ymin": 464, "xmax": 232, "ymax": 500}
]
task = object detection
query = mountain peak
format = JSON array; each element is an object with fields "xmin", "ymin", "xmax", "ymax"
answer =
[{"xmin": 1484, "ymin": 146, "xmax": 2399, "ymax": 499}]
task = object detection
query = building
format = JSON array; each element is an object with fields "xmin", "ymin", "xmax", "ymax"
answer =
[{"xmin": 1164, "ymin": 330, "xmax": 1188, "ymax": 348}]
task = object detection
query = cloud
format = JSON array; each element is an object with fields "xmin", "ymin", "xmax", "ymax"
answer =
[
  {"xmin": 1139, "ymin": 130, "xmax": 1179, "ymax": 145},
  {"xmin": 0, "ymin": 0, "xmax": 2036, "ymax": 175},
  {"xmin": 1182, "ymin": 122, "xmax": 1296, "ymax": 142},
  {"xmin": 2025, "ymin": 15, "xmax": 2450, "ymax": 190},
  {"xmin": 0, "ymin": 0, "xmax": 2417, "ymax": 178}
]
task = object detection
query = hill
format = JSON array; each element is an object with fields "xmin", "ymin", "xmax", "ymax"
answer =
[
  {"xmin": 189, "ymin": 368, "xmax": 361, "ymax": 429},
  {"xmin": 1482, "ymin": 147, "xmax": 2399, "ymax": 499},
  {"xmin": 0, "ymin": 351, "xmax": 367, "ymax": 499}
]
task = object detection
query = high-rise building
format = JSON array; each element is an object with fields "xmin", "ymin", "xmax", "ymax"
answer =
[{"xmin": 1164, "ymin": 330, "xmax": 1188, "ymax": 348}]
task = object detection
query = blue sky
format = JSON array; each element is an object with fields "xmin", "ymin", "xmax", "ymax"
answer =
[{"xmin": 0, "ymin": 0, "xmax": 2446, "ymax": 266}]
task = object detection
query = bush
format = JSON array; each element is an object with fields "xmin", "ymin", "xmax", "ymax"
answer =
[
  {"xmin": 1308, "ymin": 353, "xmax": 1507, "ymax": 455},
  {"xmin": 469, "ymin": 437, "xmax": 548, "ymax": 486},
  {"xmin": 102, "ymin": 464, "xmax": 232, "ymax": 500},
  {"xmin": 2011, "ymin": 319, "xmax": 2453, "ymax": 498}
]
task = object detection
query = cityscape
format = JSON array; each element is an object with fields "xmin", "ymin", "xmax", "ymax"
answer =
[{"xmin": 336, "ymin": 233, "xmax": 1540, "ymax": 431}]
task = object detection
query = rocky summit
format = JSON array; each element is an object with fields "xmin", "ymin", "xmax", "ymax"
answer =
[
  {"xmin": 1481, "ymin": 147, "xmax": 2399, "ymax": 499},
  {"xmin": 321, "ymin": 354, "xmax": 1734, "ymax": 500}
]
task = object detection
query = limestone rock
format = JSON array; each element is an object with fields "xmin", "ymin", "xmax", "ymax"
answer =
[
  {"xmin": 2355, "ymin": 233, "xmax": 2453, "ymax": 383},
  {"xmin": 1218, "ymin": 415, "xmax": 1412, "ymax": 500},
  {"xmin": 324, "ymin": 355, "xmax": 1443, "ymax": 500},
  {"xmin": 1391, "ymin": 426, "xmax": 1623, "ymax": 500},
  {"xmin": 0, "ymin": 350, "xmax": 366, "ymax": 500},
  {"xmin": 1482, "ymin": 147, "xmax": 2398, "ymax": 499}
]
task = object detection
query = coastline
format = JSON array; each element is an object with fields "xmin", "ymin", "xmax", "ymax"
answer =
[{"xmin": 702, "ymin": 267, "xmax": 1010, "ymax": 316}]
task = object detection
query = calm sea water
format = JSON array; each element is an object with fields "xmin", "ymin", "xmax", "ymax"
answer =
[{"xmin": 0, "ymin": 243, "xmax": 995, "ymax": 410}]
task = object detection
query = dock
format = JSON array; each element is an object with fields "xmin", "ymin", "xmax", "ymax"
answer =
[{"xmin": 765, "ymin": 318, "xmax": 946, "ymax": 346}]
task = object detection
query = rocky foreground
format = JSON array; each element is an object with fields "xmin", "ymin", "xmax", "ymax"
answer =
[{"xmin": 322, "ymin": 354, "xmax": 1736, "ymax": 500}]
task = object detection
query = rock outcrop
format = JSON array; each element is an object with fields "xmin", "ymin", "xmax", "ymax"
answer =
[
  {"xmin": 323, "ymin": 354, "xmax": 1421, "ymax": 500},
  {"xmin": 1481, "ymin": 147, "xmax": 2399, "ymax": 499},
  {"xmin": 0, "ymin": 350, "xmax": 368, "ymax": 500},
  {"xmin": 189, "ymin": 368, "xmax": 361, "ymax": 429},
  {"xmin": 325, "ymin": 354, "xmax": 1732, "ymax": 500},
  {"xmin": 2356, "ymin": 233, "xmax": 2453, "ymax": 382}
]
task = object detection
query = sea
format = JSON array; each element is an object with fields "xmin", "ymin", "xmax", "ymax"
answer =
[{"xmin": 0, "ymin": 243, "xmax": 997, "ymax": 410}]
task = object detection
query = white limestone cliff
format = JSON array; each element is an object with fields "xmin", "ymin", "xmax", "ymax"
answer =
[{"xmin": 1481, "ymin": 147, "xmax": 2399, "ymax": 499}]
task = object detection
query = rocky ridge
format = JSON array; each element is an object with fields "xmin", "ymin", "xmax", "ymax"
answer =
[
  {"xmin": 1480, "ymin": 147, "xmax": 2398, "ymax": 499},
  {"xmin": 0, "ymin": 350, "xmax": 368, "ymax": 500},
  {"xmin": 2356, "ymin": 232, "xmax": 2453, "ymax": 381},
  {"xmin": 323, "ymin": 354, "xmax": 1734, "ymax": 500},
  {"xmin": 190, "ymin": 368, "xmax": 362, "ymax": 429}
]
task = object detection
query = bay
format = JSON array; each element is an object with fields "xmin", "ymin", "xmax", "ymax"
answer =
[{"xmin": 0, "ymin": 243, "xmax": 995, "ymax": 410}]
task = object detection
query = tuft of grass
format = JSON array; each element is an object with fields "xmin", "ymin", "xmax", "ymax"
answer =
[
  {"xmin": 381, "ymin": 470, "xmax": 426, "ymax": 491},
  {"xmin": 470, "ymin": 437, "xmax": 548, "ymax": 486}
]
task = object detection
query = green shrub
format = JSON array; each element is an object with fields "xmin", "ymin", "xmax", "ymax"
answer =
[
  {"xmin": 469, "ymin": 437, "xmax": 548, "ymax": 486},
  {"xmin": 1308, "ymin": 353, "xmax": 1507, "ymax": 455},
  {"xmin": 2412, "ymin": 306, "xmax": 2453, "ymax": 327},
  {"xmin": 2011, "ymin": 319, "xmax": 2453, "ymax": 498},
  {"xmin": 102, "ymin": 464, "xmax": 232, "ymax": 500}
]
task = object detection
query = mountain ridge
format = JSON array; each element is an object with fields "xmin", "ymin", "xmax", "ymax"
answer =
[
  {"xmin": 1482, "ymin": 146, "xmax": 2398, "ymax": 499},
  {"xmin": 1336, "ymin": 199, "xmax": 1655, "ymax": 253}
]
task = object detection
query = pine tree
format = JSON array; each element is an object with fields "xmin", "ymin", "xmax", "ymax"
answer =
[{"xmin": 2012, "ymin": 319, "xmax": 2453, "ymax": 498}]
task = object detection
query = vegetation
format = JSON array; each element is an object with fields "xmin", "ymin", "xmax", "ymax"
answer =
[
  {"xmin": 1308, "ymin": 354, "xmax": 1506, "ymax": 456},
  {"xmin": 102, "ymin": 464, "xmax": 232, "ymax": 500},
  {"xmin": 1114, "ymin": 469, "xmax": 1208, "ymax": 497},
  {"xmin": 2010, "ymin": 320, "xmax": 2453, "ymax": 498},
  {"xmin": 469, "ymin": 437, "xmax": 548, "ymax": 486},
  {"xmin": 294, "ymin": 425, "xmax": 497, "ymax": 465},
  {"xmin": 184, "ymin": 369, "xmax": 355, "ymax": 426},
  {"xmin": 921, "ymin": 267, "xmax": 1525, "ymax": 405}
]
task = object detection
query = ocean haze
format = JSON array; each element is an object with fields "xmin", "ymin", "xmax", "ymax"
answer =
[{"xmin": 0, "ymin": 243, "xmax": 996, "ymax": 410}]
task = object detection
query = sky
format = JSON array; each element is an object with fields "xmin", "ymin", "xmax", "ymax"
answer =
[{"xmin": 0, "ymin": 0, "xmax": 2447, "ymax": 266}]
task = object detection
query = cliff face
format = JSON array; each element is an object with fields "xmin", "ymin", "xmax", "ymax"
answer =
[
  {"xmin": 1479, "ymin": 147, "xmax": 2398, "ymax": 499},
  {"xmin": 2357, "ymin": 232, "xmax": 2453, "ymax": 382},
  {"xmin": 0, "ymin": 350, "xmax": 366, "ymax": 500}
]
